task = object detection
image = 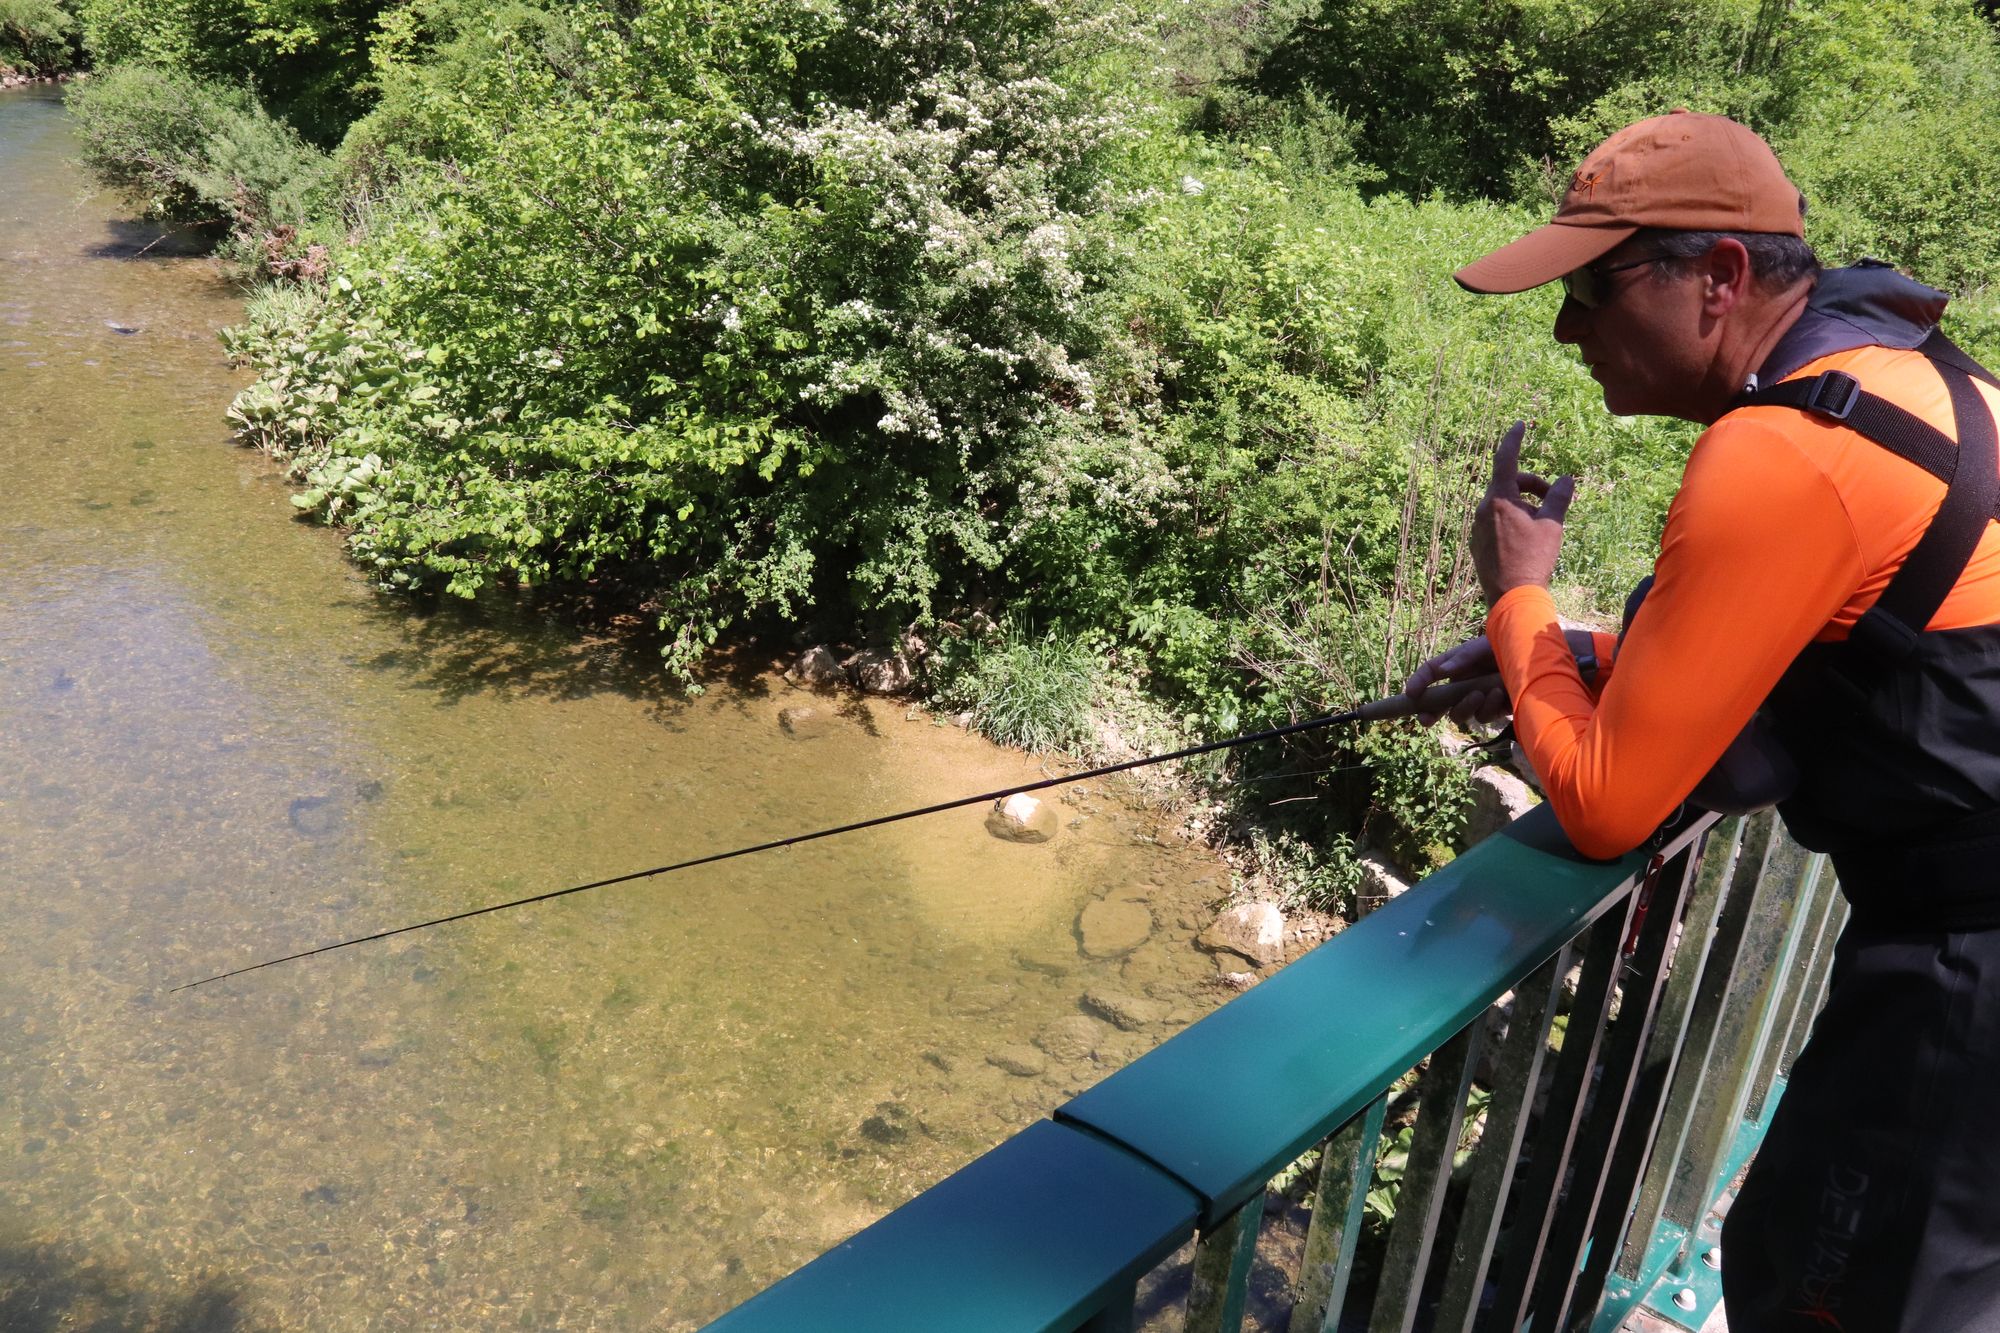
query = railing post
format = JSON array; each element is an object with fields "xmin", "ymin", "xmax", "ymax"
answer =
[
  {"xmin": 1431, "ymin": 945, "xmax": 1570, "ymax": 1333},
  {"xmin": 1288, "ymin": 1096, "xmax": 1388, "ymax": 1333},
  {"xmin": 1186, "ymin": 1192, "xmax": 1266, "ymax": 1333},
  {"xmin": 1746, "ymin": 856, "xmax": 1838, "ymax": 1122},
  {"xmin": 1486, "ymin": 893, "xmax": 1638, "ymax": 1331},
  {"xmin": 1659, "ymin": 824, "xmax": 1818, "ymax": 1234},
  {"xmin": 1367, "ymin": 1019, "xmax": 1484, "ymax": 1333},
  {"xmin": 1534, "ymin": 840, "xmax": 1702, "ymax": 1333},
  {"xmin": 1614, "ymin": 814, "xmax": 1756, "ymax": 1280},
  {"xmin": 1560, "ymin": 834, "xmax": 1716, "ymax": 1328}
]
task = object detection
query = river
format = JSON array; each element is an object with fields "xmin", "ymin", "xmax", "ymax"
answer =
[{"xmin": 0, "ymin": 84, "xmax": 1233, "ymax": 1330}]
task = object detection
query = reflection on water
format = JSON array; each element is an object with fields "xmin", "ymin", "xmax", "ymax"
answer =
[{"xmin": 0, "ymin": 86, "xmax": 1231, "ymax": 1328}]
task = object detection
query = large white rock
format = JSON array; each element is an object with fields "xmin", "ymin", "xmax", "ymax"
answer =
[
  {"xmin": 846, "ymin": 648, "xmax": 915, "ymax": 695},
  {"xmin": 1196, "ymin": 901, "xmax": 1286, "ymax": 967},
  {"xmin": 786, "ymin": 645, "xmax": 846, "ymax": 689},
  {"xmin": 1078, "ymin": 899, "xmax": 1153, "ymax": 958},
  {"xmin": 1355, "ymin": 852, "xmax": 1413, "ymax": 917},
  {"xmin": 987, "ymin": 792, "xmax": 1057, "ymax": 844},
  {"xmin": 1462, "ymin": 764, "xmax": 1540, "ymax": 847}
]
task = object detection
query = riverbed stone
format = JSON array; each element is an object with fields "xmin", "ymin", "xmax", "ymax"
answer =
[
  {"xmin": 1078, "ymin": 899, "xmax": 1152, "ymax": 958},
  {"xmin": 1014, "ymin": 942, "xmax": 1076, "ymax": 976},
  {"xmin": 988, "ymin": 1045, "xmax": 1048, "ymax": 1077},
  {"xmin": 1357, "ymin": 852, "xmax": 1412, "ymax": 914},
  {"xmin": 948, "ymin": 981, "xmax": 1019, "ymax": 1015},
  {"xmin": 786, "ymin": 645, "xmax": 846, "ymax": 689},
  {"xmin": 1034, "ymin": 1014, "xmax": 1110, "ymax": 1062},
  {"xmin": 1196, "ymin": 902, "xmax": 1286, "ymax": 967},
  {"xmin": 1092, "ymin": 1030, "xmax": 1154, "ymax": 1067},
  {"xmin": 987, "ymin": 792, "xmax": 1057, "ymax": 844},
  {"xmin": 777, "ymin": 705, "xmax": 824, "ymax": 739},
  {"xmin": 1081, "ymin": 988, "xmax": 1169, "ymax": 1032}
]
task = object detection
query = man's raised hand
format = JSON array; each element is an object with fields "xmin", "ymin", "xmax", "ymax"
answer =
[{"xmin": 1469, "ymin": 421, "xmax": 1576, "ymax": 607}]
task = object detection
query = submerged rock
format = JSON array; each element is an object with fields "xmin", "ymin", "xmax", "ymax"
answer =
[
  {"xmin": 1081, "ymin": 988, "xmax": 1169, "ymax": 1032},
  {"xmin": 777, "ymin": 705, "xmax": 824, "ymax": 739},
  {"xmin": 1034, "ymin": 1014, "xmax": 1110, "ymax": 1062},
  {"xmin": 987, "ymin": 1045, "xmax": 1048, "ymax": 1078},
  {"xmin": 859, "ymin": 1101, "xmax": 921, "ymax": 1144},
  {"xmin": 987, "ymin": 792, "xmax": 1057, "ymax": 844},
  {"xmin": 1078, "ymin": 899, "xmax": 1152, "ymax": 958},
  {"xmin": 287, "ymin": 795, "xmax": 340, "ymax": 838}
]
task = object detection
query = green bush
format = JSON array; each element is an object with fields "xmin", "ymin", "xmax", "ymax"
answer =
[{"xmin": 66, "ymin": 63, "xmax": 331, "ymax": 257}]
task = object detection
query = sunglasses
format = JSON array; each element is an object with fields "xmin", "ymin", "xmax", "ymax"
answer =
[{"xmin": 1560, "ymin": 253, "xmax": 1663, "ymax": 309}]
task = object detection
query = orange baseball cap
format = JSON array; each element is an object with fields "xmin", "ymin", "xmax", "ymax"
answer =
[{"xmin": 1455, "ymin": 111, "xmax": 1805, "ymax": 294}]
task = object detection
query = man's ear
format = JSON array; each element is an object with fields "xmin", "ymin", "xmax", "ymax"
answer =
[{"xmin": 1701, "ymin": 237, "xmax": 1753, "ymax": 316}]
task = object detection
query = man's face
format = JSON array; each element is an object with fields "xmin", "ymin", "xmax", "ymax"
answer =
[{"xmin": 1552, "ymin": 240, "xmax": 1711, "ymax": 420}]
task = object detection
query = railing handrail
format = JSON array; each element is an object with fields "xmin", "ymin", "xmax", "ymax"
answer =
[{"xmin": 702, "ymin": 805, "xmax": 1714, "ymax": 1333}]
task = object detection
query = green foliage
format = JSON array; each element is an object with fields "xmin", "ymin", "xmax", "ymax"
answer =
[
  {"xmin": 1250, "ymin": 0, "xmax": 1744, "ymax": 199},
  {"xmin": 66, "ymin": 63, "xmax": 331, "ymax": 252},
  {"xmin": 0, "ymin": 0, "xmax": 79, "ymax": 72},
  {"xmin": 1351, "ymin": 724, "xmax": 1474, "ymax": 874},
  {"xmin": 1367, "ymin": 1086, "xmax": 1490, "ymax": 1226},
  {"xmin": 72, "ymin": 0, "xmax": 390, "ymax": 141}
]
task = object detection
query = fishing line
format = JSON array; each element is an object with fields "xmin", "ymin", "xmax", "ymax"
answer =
[{"xmin": 173, "ymin": 671, "xmax": 1502, "ymax": 992}]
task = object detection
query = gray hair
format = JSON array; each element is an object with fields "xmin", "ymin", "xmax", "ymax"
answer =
[{"xmin": 1635, "ymin": 227, "xmax": 1821, "ymax": 292}]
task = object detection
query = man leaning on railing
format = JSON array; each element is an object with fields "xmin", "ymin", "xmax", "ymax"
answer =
[{"xmin": 1403, "ymin": 111, "xmax": 2000, "ymax": 1332}]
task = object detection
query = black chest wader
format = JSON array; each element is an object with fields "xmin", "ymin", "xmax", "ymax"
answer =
[
  {"xmin": 1719, "ymin": 339, "xmax": 2000, "ymax": 1333},
  {"xmin": 1741, "ymin": 337, "xmax": 2000, "ymax": 929}
]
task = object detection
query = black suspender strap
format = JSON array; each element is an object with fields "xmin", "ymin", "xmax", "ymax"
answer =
[
  {"xmin": 1921, "ymin": 328, "xmax": 2000, "ymax": 390},
  {"xmin": 1736, "ymin": 358, "xmax": 2000, "ymax": 663},
  {"xmin": 1742, "ymin": 367, "xmax": 2000, "ymax": 523},
  {"xmin": 1855, "ymin": 367, "xmax": 1999, "ymax": 658}
]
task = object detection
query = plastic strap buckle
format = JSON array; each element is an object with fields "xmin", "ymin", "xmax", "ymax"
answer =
[
  {"xmin": 1848, "ymin": 605, "xmax": 1922, "ymax": 662},
  {"xmin": 1803, "ymin": 370, "xmax": 1862, "ymax": 421}
]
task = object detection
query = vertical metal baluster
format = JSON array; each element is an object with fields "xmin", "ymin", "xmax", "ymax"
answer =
[
  {"xmin": 1186, "ymin": 1193, "xmax": 1266, "ymax": 1333},
  {"xmin": 1660, "ymin": 820, "xmax": 1814, "ymax": 1234},
  {"xmin": 1615, "ymin": 814, "xmax": 1759, "ymax": 1278},
  {"xmin": 1554, "ymin": 843, "xmax": 1706, "ymax": 1330},
  {"xmin": 1366, "ymin": 1021, "xmax": 1484, "ymax": 1333},
  {"xmin": 1747, "ymin": 856, "xmax": 1838, "ymax": 1122},
  {"xmin": 1289, "ymin": 1096, "xmax": 1390, "ymax": 1333},
  {"xmin": 1431, "ymin": 946, "xmax": 1570, "ymax": 1333},
  {"xmin": 1484, "ymin": 892, "xmax": 1638, "ymax": 1332}
]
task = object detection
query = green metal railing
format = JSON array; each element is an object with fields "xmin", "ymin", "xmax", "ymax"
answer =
[{"xmin": 702, "ymin": 803, "xmax": 1843, "ymax": 1333}]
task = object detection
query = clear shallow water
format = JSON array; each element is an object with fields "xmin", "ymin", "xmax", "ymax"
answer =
[{"xmin": 0, "ymin": 86, "xmax": 1230, "ymax": 1330}]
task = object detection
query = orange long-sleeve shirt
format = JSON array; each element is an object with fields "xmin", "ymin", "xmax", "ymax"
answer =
[{"xmin": 1489, "ymin": 344, "xmax": 2000, "ymax": 859}]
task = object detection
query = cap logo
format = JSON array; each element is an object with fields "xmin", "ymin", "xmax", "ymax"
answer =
[{"xmin": 1572, "ymin": 170, "xmax": 1603, "ymax": 197}]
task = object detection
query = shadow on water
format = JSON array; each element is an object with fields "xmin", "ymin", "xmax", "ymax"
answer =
[
  {"xmin": 0, "ymin": 1240, "xmax": 251, "ymax": 1333},
  {"xmin": 85, "ymin": 217, "xmax": 224, "ymax": 261},
  {"xmin": 344, "ymin": 580, "xmax": 822, "ymax": 726}
]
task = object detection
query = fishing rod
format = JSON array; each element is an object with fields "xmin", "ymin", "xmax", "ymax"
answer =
[{"xmin": 172, "ymin": 670, "xmax": 1508, "ymax": 993}]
